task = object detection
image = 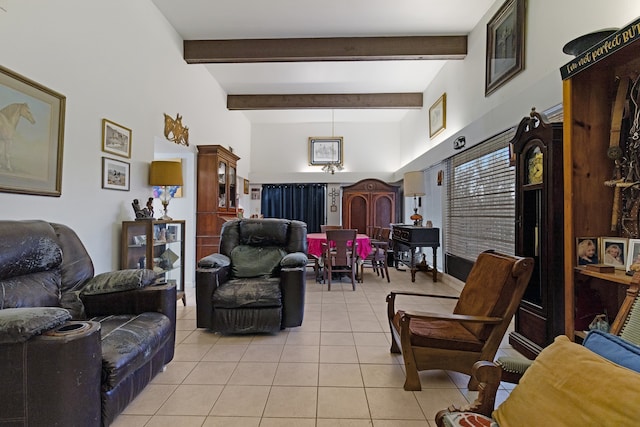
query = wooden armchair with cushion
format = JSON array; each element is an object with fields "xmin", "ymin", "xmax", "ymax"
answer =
[{"xmin": 386, "ymin": 250, "xmax": 534, "ymax": 391}]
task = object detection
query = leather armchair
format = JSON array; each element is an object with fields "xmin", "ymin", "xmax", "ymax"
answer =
[
  {"xmin": 0, "ymin": 220, "xmax": 176, "ymax": 427},
  {"xmin": 196, "ymin": 218, "xmax": 307, "ymax": 334}
]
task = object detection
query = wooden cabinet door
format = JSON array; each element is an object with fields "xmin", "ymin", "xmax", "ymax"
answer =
[{"xmin": 342, "ymin": 179, "xmax": 397, "ymax": 233}]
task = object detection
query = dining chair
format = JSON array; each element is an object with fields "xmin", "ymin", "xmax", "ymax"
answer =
[
  {"xmin": 386, "ymin": 250, "xmax": 534, "ymax": 390},
  {"xmin": 322, "ymin": 228, "xmax": 358, "ymax": 291},
  {"xmin": 320, "ymin": 224, "xmax": 343, "ymax": 232},
  {"xmin": 359, "ymin": 227, "xmax": 391, "ymax": 283}
]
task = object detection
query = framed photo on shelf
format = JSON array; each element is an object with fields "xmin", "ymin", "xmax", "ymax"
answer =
[
  {"xmin": 0, "ymin": 65, "xmax": 66, "ymax": 196},
  {"xmin": 485, "ymin": 0, "xmax": 526, "ymax": 96},
  {"xmin": 102, "ymin": 118, "xmax": 131, "ymax": 158},
  {"xmin": 626, "ymin": 239, "xmax": 640, "ymax": 272},
  {"xmin": 309, "ymin": 137, "xmax": 343, "ymax": 166},
  {"xmin": 576, "ymin": 237, "xmax": 599, "ymax": 266},
  {"xmin": 600, "ymin": 237, "xmax": 627, "ymax": 270},
  {"xmin": 429, "ymin": 93, "xmax": 446, "ymax": 138},
  {"xmin": 101, "ymin": 157, "xmax": 130, "ymax": 191}
]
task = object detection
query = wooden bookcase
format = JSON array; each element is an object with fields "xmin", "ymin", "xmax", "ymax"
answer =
[{"xmin": 562, "ymin": 23, "xmax": 640, "ymax": 340}]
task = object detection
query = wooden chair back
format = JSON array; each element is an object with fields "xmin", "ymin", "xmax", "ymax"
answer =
[{"xmin": 320, "ymin": 224, "xmax": 343, "ymax": 232}]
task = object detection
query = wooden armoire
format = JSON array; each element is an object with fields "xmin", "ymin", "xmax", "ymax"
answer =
[
  {"xmin": 342, "ymin": 178, "xmax": 398, "ymax": 234},
  {"xmin": 196, "ymin": 145, "xmax": 240, "ymax": 261}
]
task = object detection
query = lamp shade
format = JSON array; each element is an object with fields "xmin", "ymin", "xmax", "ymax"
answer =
[
  {"xmin": 404, "ymin": 171, "xmax": 425, "ymax": 197},
  {"xmin": 149, "ymin": 160, "xmax": 183, "ymax": 186}
]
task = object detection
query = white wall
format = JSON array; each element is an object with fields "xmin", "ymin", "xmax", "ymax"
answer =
[{"xmin": 0, "ymin": 0, "xmax": 251, "ymax": 280}]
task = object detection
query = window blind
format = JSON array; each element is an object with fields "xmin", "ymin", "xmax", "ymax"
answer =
[
  {"xmin": 444, "ymin": 129, "xmax": 516, "ymax": 261},
  {"xmin": 443, "ymin": 105, "xmax": 564, "ymax": 264}
]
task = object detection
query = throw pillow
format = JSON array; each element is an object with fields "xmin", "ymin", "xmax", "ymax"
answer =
[{"xmin": 493, "ymin": 335, "xmax": 640, "ymax": 426}]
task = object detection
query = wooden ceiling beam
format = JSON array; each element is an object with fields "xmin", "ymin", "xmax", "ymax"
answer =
[
  {"xmin": 184, "ymin": 36, "xmax": 467, "ymax": 63},
  {"xmin": 227, "ymin": 93, "xmax": 423, "ymax": 110}
]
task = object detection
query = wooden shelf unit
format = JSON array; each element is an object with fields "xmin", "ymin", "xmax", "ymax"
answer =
[{"xmin": 562, "ymin": 23, "xmax": 640, "ymax": 340}]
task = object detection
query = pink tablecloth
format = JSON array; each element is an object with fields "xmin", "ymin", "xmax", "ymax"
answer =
[{"xmin": 307, "ymin": 233, "xmax": 372, "ymax": 259}]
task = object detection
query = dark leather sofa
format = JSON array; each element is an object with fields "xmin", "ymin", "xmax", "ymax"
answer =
[
  {"xmin": 0, "ymin": 220, "xmax": 176, "ymax": 427},
  {"xmin": 196, "ymin": 218, "xmax": 307, "ymax": 334}
]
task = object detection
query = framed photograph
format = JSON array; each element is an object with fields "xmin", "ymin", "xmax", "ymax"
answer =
[
  {"xmin": 429, "ymin": 93, "xmax": 446, "ymax": 138},
  {"xmin": 0, "ymin": 65, "xmax": 66, "ymax": 196},
  {"xmin": 244, "ymin": 178, "xmax": 249, "ymax": 194},
  {"xmin": 626, "ymin": 239, "xmax": 640, "ymax": 272},
  {"xmin": 576, "ymin": 237, "xmax": 599, "ymax": 266},
  {"xmin": 309, "ymin": 137, "xmax": 343, "ymax": 166},
  {"xmin": 251, "ymin": 188, "xmax": 260, "ymax": 200},
  {"xmin": 101, "ymin": 157, "xmax": 130, "ymax": 191},
  {"xmin": 601, "ymin": 237, "xmax": 627, "ymax": 270},
  {"xmin": 485, "ymin": 0, "xmax": 526, "ymax": 96},
  {"xmin": 102, "ymin": 118, "xmax": 131, "ymax": 158}
]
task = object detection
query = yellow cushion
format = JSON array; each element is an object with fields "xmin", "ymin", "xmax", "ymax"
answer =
[{"xmin": 493, "ymin": 335, "xmax": 640, "ymax": 427}]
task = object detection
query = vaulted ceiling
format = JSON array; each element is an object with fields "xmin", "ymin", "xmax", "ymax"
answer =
[{"xmin": 151, "ymin": 0, "xmax": 496, "ymax": 124}]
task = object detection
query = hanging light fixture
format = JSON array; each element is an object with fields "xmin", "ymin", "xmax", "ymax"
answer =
[{"xmin": 322, "ymin": 110, "xmax": 344, "ymax": 175}]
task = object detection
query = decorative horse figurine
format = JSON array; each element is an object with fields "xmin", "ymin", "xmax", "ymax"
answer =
[
  {"xmin": 0, "ymin": 103, "xmax": 36, "ymax": 171},
  {"xmin": 163, "ymin": 113, "xmax": 189, "ymax": 147}
]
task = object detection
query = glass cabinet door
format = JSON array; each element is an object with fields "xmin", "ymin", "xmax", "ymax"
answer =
[
  {"xmin": 229, "ymin": 165, "xmax": 236, "ymax": 209},
  {"xmin": 218, "ymin": 161, "xmax": 227, "ymax": 207}
]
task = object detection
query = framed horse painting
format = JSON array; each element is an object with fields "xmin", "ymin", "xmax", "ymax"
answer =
[{"xmin": 0, "ymin": 65, "xmax": 66, "ymax": 196}]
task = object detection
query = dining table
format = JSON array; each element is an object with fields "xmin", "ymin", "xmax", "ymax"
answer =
[{"xmin": 306, "ymin": 232, "xmax": 372, "ymax": 260}]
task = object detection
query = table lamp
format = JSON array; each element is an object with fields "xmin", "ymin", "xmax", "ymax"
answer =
[
  {"xmin": 149, "ymin": 160, "xmax": 183, "ymax": 220},
  {"xmin": 404, "ymin": 171, "xmax": 425, "ymax": 226}
]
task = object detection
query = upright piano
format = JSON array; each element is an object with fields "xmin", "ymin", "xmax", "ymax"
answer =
[{"xmin": 391, "ymin": 225, "xmax": 440, "ymax": 282}]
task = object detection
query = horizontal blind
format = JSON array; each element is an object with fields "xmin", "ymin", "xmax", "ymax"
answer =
[{"xmin": 445, "ymin": 128, "xmax": 516, "ymax": 262}]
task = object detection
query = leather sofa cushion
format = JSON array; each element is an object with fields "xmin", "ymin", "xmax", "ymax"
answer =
[
  {"xmin": 0, "ymin": 220, "xmax": 62, "ymax": 280},
  {"xmin": 0, "ymin": 270, "xmax": 61, "ymax": 309},
  {"xmin": 94, "ymin": 312, "xmax": 172, "ymax": 390},
  {"xmin": 213, "ymin": 278, "xmax": 282, "ymax": 309},
  {"xmin": 80, "ymin": 269, "xmax": 157, "ymax": 295},
  {"xmin": 0, "ymin": 307, "xmax": 71, "ymax": 344},
  {"xmin": 231, "ymin": 246, "xmax": 286, "ymax": 278},
  {"xmin": 281, "ymin": 252, "xmax": 308, "ymax": 268},
  {"xmin": 239, "ymin": 219, "xmax": 289, "ymax": 247},
  {"xmin": 198, "ymin": 253, "xmax": 231, "ymax": 269}
]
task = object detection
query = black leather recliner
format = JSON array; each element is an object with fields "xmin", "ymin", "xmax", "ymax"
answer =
[
  {"xmin": 0, "ymin": 220, "xmax": 176, "ymax": 427},
  {"xmin": 196, "ymin": 218, "xmax": 307, "ymax": 334}
]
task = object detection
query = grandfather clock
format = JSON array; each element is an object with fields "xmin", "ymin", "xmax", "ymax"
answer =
[{"xmin": 510, "ymin": 108, "xmax": 565, "ymax": 359}]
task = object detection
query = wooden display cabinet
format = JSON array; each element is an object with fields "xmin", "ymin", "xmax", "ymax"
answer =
[
  {"xmin": 510, "ymin": 109, "xmax": 564, "ymax": 358},
  {"xmin": 121, "ymin": 219, "xmax": 186, "ymax": 305},
  {"xmin": 561, "ymin": 22, "xmax": 640, "ymax": 340},
  {"xmin": 342, "ymin": 178, "xmax": 398, "ymax": 234},
  {"xmin": 196, "ymin": 145, "xmax": 240, "ymax": 261}
]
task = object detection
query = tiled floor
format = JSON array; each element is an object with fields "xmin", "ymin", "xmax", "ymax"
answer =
[{"xmin": 112, "ymin": 266, "xmax": 522, "ymax": 427}]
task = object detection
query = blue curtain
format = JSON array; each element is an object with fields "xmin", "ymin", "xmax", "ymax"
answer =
[{"xmin": 261, "ymin": 183, "xmax": 326, "ymax": 232}]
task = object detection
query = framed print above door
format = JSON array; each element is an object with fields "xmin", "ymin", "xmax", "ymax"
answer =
[
  {"xmin": 485, "ymin": 0, "xmax": 526, "ymax": 96},
  {"xmin": 0, "ymin": 65, "xmax": 66, "ymax": 196}
]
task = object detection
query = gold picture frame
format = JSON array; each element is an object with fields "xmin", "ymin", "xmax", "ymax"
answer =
[
  {"xmin": 429, "ymin": 93, "xmax": 446, "ymax": 138},
  {"xmin": 102, "ymin": 118, "xmax": 131, "ymax": 158},
  {"xmin": 244, "ymin": 178, "xmax": 249, "ymax": 194},
  {"xmin": 0, "ymin": 65, "xmax": 66, "ymax": 196},
  {"xmin": 485, "ymin": 0, "xmax": 526, "ymax": 96}
]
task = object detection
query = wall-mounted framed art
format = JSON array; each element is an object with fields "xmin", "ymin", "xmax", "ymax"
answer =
[
  {"xmin": 102, "ymin": 156, "xmax": 130, "ymax": 191},
  {"xmin": 309, "ymin": 137, "xmax": 343, "ymax": 166},
  {"xmin": 102, "ymin": 118, "xmax": 131, "ymax": 158},
  {"xmin": 0, "ymin": 65, "xmax": 66, "ymax": 196},
  {"xmin": 485, "ymin": 0, "xmax": 526, "ymax": 96},
  {"xmin": 429, "ymin": 93, "xmax": 446, "ymax": 138}
]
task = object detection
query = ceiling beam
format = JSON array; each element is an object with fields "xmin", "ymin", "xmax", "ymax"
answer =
[
  {"xmin": 227, "ymin": 93, "xmax": 423, "ymax": 110},
  {"xmin": 184, "ymin": 36, "xmax": 467, "ymax": 63}
]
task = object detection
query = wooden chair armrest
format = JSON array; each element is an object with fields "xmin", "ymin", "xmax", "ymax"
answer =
[
  {"xmin": 401, "ymin": 310, "xmax": 503, "ymax": 324},
  {"xmin": 435, "ymin": 361, "xmax": 502, "ymax": 426},
  {"xmin": 387, "ymin": 290, "xmax": 460, "ymax": 300}
]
